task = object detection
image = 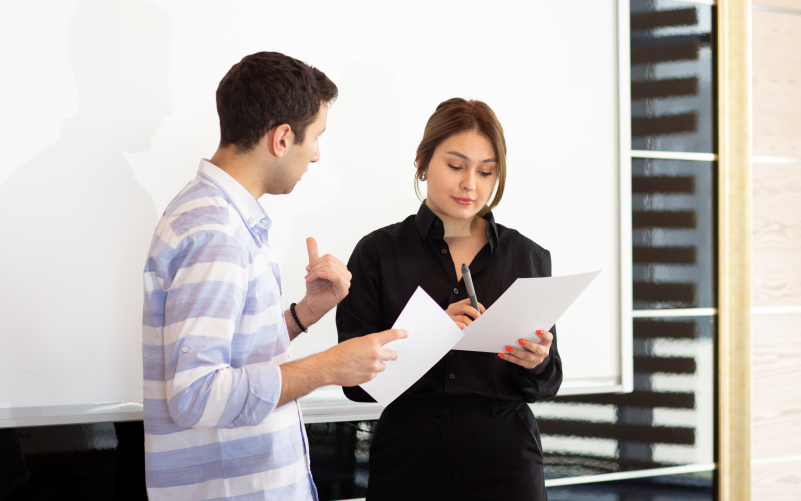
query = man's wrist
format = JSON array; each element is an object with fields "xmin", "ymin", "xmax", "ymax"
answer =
[
  {"xmin": 294, "ymin": 298, "xmax": 320, "ymax": 328},
  {"xmin": 310, "ymin": 351, "xmax": 337, "ymax": 387}
]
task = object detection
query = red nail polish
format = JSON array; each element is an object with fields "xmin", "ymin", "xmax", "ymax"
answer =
[
  {"xmin": 537, "ymin": 330, "xmax": 545, "ymax": 335},
  {"xmin": 498, "ymin": 353, "xmax": 504, "ymax": 358},
  {"xmin": 519, "ymin": 339, "xmax": 527, "ymax": 345},
  {"xmin": 505, "ymin": 346, "xmax": 513, "ymax": 352}
]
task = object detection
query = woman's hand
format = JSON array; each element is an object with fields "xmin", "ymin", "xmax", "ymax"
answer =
[
  {"xmin": 498, "ymin": 330, "xmax": 553, "ymax": 369},
  {"xmin": 445, "ymin": 298, "xmax": 486, "ymax": 329}
]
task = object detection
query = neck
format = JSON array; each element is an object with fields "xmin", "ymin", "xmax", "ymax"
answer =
[
  {"xmin": 426, "ymin": 201, "xmax": 484, "ymax": 239},
  {"xmin": 209, "ymin": 145, "xmax": 267, "ymax": 200}
]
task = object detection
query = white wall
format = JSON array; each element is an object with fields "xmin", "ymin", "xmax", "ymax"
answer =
[{"xmin": 0, "ymin": 0, "xmax": 622, "ymax": 415}]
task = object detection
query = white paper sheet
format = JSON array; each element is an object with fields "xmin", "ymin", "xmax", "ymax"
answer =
[
  {"xmin": 453, "ymin": 271, "xmax": 601, "ymax": 353},
  {"xmin": 359, "ymin": 286, "xmax": 464, "ymax": 406}
]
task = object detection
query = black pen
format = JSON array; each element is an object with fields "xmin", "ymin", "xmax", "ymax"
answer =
[{"xmin": 461, "ymin": 263, "xmax": 480, "ymax": 316}]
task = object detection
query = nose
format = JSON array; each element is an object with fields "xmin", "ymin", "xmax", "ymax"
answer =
[
  {"xmin": 461, "ymin": 169, "xmax": 476, "ymax": 192},
  {"xmin": 310, "ymin": 140, "xmax": 321, "ymax": 163}
]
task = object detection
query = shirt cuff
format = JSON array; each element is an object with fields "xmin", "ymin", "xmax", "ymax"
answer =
[{"xmin": 232, "ymin": 365, "xmax": 283, "ymax": 427}]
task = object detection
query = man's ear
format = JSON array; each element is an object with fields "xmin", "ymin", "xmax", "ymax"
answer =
[{"xmin": 266, "ymin": 124, "xmax": 293, "ymax": 158}]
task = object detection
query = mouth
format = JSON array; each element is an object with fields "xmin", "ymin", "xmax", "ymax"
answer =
[{"xmin": 452, "ymin": 197, "xmax": 474, "ymax": 206}]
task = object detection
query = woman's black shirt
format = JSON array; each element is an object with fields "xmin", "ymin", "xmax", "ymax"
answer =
[{"xmin": 336, "ymin": 203, "xmax": 562, "ymax": 403}]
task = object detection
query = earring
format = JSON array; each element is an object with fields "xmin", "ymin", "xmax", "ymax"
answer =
[{"xmin": 419, "ymin": 172, "xmax": 427, "ymax": 181}]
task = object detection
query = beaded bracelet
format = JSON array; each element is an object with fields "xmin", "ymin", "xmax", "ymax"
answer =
[{"xmin": 289, "ymin": 303, "xmax": 308, "ymax": 333}]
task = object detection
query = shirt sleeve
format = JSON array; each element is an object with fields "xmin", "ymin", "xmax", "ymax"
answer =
[
  {"xmin": 335, "ymin": 235, "xmax": 384, "ymax": 402},
  {"xmin": 145, "ymin": 230, "xmax": 283, "ymax": 429},
  {"xmin": 512, "ymin": 248, "xmax": 564, "ymax": 403}
]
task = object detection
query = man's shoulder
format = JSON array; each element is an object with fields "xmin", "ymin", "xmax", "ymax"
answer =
[
  {"xmin": 148, "ymin": 179, "xmax": 252, "ymax": 262},
  {"xmin": 165, "ymin": 179, "xmax": 243, "ymax": 237}
]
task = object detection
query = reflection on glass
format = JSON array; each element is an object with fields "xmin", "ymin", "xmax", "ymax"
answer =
[
  {"xmin": 630, "ymin": 0, "xmax": 715, "ymax": 153},
  {"xmin": 536, "ymin": 316, "xmax": 715, "ymax": 479},
  {"xmin": 632, "ymin": 158, "xmax": 716, "ymax": 310},
  {"xmin": 306, "ymin": 421, "xmax": 373, "ymax": 500},
  {"xmin": 13, "ymin": 423, "xmax": 122, "ymax": 496},
  {"xmin": 547, "ymin": 471, "xmax": 714, "ymax": 500}
]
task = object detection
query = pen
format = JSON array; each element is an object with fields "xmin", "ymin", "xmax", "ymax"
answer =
[{"xmin": 461, "ymin": 263, "xmax": 480, "ymax": 316}]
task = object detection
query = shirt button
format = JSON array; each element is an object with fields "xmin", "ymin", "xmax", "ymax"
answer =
[
  {"xmin": 449, "ymin": 374, "xmax": 455, "ymax": 380},
  {"xmin": 453, "ymin": 288, "xmax": 459, "ymax": 294},
  {"xmin": 434, "ymin": 221, "xmax": 440, "ymax": 226},
  {"xmin": 248, "ymin": 217, "xmax": 255, "ymax": 225},
  {"xmin": 441, "ymin": 249, "xmax": 448, "ymax": 254},
  {"xmin": 181, "ymin": 346, "xmax": 189, "ymax": 353}
]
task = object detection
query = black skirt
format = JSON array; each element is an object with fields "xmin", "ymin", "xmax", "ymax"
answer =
[{"xmin": 366, "ymin": 396, "xmax": 547, "ymax": 501}]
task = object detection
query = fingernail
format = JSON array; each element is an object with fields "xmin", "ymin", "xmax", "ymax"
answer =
[
  {"xmin": 505, "ymin": 346, "xmax": 512, "ymax": 352},
  {"xmin": 498, "ymin": 353, "xmax": 504, "ymax": 358},
  {"xmin": 519, "ymin": 339, "xmax": 527, "ymax": 345},
  {"xmin": 537, "ymin": 330, "xmax": 545, "ymax": 335}
]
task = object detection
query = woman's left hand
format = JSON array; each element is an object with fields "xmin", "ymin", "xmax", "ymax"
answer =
[{"xmin": 498, "ymin": 330, "xmax": 552, "ymax": 369}]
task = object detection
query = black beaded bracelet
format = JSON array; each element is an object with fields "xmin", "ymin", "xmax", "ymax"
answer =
[{"xmin": 289, "ymin": 303, "xmax": 308, "ymax": 333}]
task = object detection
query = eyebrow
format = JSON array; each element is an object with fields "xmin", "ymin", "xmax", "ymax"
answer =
[{"xmin": 446, "ymin": 151, "xmax": 496, "ymax": 163}]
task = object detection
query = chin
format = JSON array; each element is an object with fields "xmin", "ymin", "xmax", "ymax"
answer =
[{"xmin": 445, "ymin": 205, "xmax": 481, "ymax": 220}]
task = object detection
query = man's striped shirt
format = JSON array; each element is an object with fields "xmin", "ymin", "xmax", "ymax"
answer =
[{"xmin": 142, "ymin": 159, "xmax": 316, "ymax": 500}]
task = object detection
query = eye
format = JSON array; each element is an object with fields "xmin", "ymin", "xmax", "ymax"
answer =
[
  {"xmin": 479, "ymin": 171, "xmax": 493, "ymax": 178},
  {"xmin": 448, "ymin": 164, "xmax": 462, "ymax": 171}
]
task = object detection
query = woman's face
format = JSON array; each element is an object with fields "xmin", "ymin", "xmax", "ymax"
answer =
[{"xmin": 423, "ymin": 130, "xmax": 497, "ymax": 221}]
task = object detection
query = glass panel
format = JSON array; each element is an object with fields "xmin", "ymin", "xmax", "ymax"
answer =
[
  {"xmin": 537, "ymin": 316, "xmax": 715, "ymax": 479},
  {"xmin": 307, "ymin": 421, "xmax": 373, "ymax": 500},
  {"xmin": 632, "ymin": 158, "xmax": 716, "ymax": 310},
  {"xmin": 630, "ymin": 0, "xmax": 716, "ymax": 153},
  {"xmin": 306, "ymin": 317, "xmax": 715, "ymax": 496},
  {"xmin": 547, "ymin": 471, "xmax": 714, "ymax": 500},
  {"xmin": 12, "ymin": 422, "xmax": 124, "ymax": 498}
]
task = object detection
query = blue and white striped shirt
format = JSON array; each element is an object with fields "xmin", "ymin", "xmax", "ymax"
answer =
[{"xmin": 142, "ymin": 159, "xmax": 316, "ymax": 501}]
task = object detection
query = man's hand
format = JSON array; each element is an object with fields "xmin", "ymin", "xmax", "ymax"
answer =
[
  {"xmin": 321, "ymin": 329, "xmax": 408, "ymax": 387},
  {"xmin": 295, "ymin": 237, "xmax": 352, "ymax": 328},
  {"xmin": 445, "ymin": 298, "xmax": 486, "ymax": 329},
  {"xmin": 277, "ymin": 329, "xmax": 407, "ymax": 406},
  {"xmin": 498, "ymin": 330, "xmax": 553, "ymax": 369}
]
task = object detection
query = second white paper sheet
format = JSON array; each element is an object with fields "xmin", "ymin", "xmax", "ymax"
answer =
[
  {"xmin": 452, "ymin": 271, "xmax": 601, "ymax": 353},
  {"xmin": 360, "ymin": 286, "xmax": 464, "ymax": 406}
]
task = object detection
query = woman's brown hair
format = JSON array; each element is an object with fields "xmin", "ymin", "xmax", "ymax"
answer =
[{"xmin": 414, "ymin": 98, "xmax": 507, "ymax": 217}]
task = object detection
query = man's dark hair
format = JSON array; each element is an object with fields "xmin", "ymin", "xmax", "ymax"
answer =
[{"xmin": 216, "ymin": 51, "xmax": 338, "ymax": 152}]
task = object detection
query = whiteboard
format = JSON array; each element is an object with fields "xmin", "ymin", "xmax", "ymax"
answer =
[{"xmin": 0, "ymin": 0, "xmax": 631, "ymax": 426}]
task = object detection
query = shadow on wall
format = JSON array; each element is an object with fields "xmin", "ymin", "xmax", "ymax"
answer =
[{"xmin": 0, "ymin": 0, "xmax": 174, "ymax": 407}]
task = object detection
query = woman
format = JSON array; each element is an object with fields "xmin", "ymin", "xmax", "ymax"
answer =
[{"xmin": 336, "ymin": 98, "xmax": 562, "ymax": 501}]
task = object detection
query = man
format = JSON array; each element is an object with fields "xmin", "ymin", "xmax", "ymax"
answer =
[{"xmin": 142, "ymin": 52, "xmax": 405, "ymax": 500}]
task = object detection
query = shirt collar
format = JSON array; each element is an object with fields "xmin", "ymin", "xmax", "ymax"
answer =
[
  {"xmin": 196, "ymin": 159, "xmax": 272, "ymax": 232},
  {"xmin": 413, "ymin": 203, "xmax": 498, "ymax": 254}
]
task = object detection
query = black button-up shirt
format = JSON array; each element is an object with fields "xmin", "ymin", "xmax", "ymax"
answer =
[{"xmin": 336, "ymin": 204, "xmax": 562, "ymax": 403}]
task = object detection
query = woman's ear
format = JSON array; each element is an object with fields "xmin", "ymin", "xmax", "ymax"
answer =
[{"xmin": 415, "ymin": 152, "xmax": 427, "ymax": 181}]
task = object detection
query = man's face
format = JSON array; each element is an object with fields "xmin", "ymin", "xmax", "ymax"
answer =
[{"xmin": 272, "ymin": 103, "xmax": 328, "ymax": 194}]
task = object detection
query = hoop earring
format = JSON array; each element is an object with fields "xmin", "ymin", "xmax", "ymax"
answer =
[{"xmin": 419, "ymin": 172, "xmax": 427, "ymax": 181}]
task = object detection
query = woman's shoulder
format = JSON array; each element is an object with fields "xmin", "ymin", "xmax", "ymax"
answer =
[
  {"xmin": 495, "ymin": 222, "xmax": 550, "ymax": 258},
  {"xmin": 352, "ymin": 214, "xmax": 417, "ymax": 253},
  {"xmin": 494, "ymin": 222, "xmax": 552, "ymax": 276}
]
